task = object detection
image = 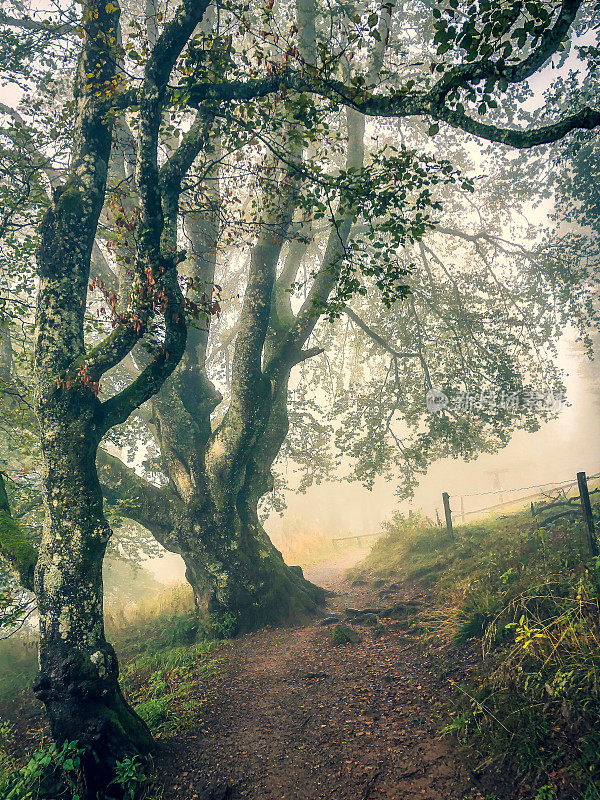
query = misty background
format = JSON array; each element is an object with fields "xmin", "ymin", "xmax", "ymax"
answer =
[{"xmin": 145, "ymin": 333, "xmax": 599, "ymax": 584}]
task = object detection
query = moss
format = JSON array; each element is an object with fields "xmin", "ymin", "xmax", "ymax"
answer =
[
  {"xmin": 97, "ymin": 703, "xmax": 128, "ymax": 737},
  {"xmin": 330, "ymin": 623, "xmax": 361, "ymax": 645},
  {"xmin": 101, "ymin": 692, "xmax": 154, "ymax": 750},
  {"xmin": 54, "ymin": 181, "xmax": 83, "ymax": 215},
  {"xmin": 0, "ymin": 510, "xmax": 37, "ymax": 590}
]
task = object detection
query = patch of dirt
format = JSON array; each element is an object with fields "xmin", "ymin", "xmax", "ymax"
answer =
[{"xmin": 156, "ymin": 554, "xmax": 484, "ymax": 800}]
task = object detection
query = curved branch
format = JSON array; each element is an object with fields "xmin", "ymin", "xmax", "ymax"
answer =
[
  {"xmin": 432, "ymin": 104, "xmax": 600, "ymax": 149},
  {"xmin": 171, "ymin": 0, "xmax": 598, "ymax": 150},
  {"xmin": 431, "ymin": 0, "xmax": 584, "ymax": 100},
  {"xmin": 0, "ymin": 10, "xmax": 75, "ymax": 35},
  {"xmin": 97, "ymin": 449, "xmax": 182, "ymax": 545},
  {"xmin": 97, "ymin": 300, "xmax": 186, "ymax": 436}
]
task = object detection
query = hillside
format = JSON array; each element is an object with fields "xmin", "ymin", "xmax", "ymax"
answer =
[{"xmin": 351, "ymin": 506, "xmax": 600, "ymax": 800}]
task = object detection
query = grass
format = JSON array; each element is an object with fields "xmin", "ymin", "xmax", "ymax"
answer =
[
  {"xmin": 108, "ymin": 583, "xmax": 230, "ymax": 735},
  {"xmin": 121, "ymin": 638, "xmax": 221, "ymax": 735},
  {"xmin": 330, "ymin": 622, "xmax": 361, "ymax": 645},
  {"xmin": 0, "ymin": 582, "xmax": 229, "ymax": 797},
  {"xmin": 270, "ymin": 514, "xmax": 368, "ymax": 567},
  {"xmin": 353, "ymin": 506, "xmax": 600, "ymax": 800},
  {"xmin": 0, "ymin": 632, "xmax": 38, "ymax": 703}
]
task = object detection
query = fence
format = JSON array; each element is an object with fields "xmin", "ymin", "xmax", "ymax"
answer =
[
  {"xmin": 331, "ymin": 531, "xmax": 381, "ymax": 547},
  {"xmin": 439, "ymin": 469, "xmax": 600, "ymax": 556}
]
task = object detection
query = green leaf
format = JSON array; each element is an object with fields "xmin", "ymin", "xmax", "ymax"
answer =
[{"xmin": 428, "ymin": 123, "xmax": 440, "ymax": 136}]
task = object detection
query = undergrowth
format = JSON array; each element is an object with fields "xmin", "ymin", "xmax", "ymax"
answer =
[
  {"xmin": 0, "ymin": 582, "xmax": 232, "ymax": 797},
  {"xmin": 354, "ymin": 506, "xmax": 600, "ymax": 800}
]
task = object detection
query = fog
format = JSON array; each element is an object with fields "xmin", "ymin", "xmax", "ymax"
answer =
[
  {"xmin": 276, "ymin": 334, "xmax": 600, "ymax": 529},
  {"xmin": 144, "ymin": 330, "xmax": 600, "ymax": 585}
]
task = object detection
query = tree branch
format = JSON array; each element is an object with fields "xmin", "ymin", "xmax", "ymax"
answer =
[
  {"xmin": 96, "ymin": 449, "xmax": 182, "ymax": 546},
  {"xmin": 344, "ymin": 307, "xmax": 420, "ymax": 360},
  {"xmin": 431, "ymin": 0, "xmax": 584, "ymax": 100},
  {"xmin": 432, "ymin": 104, "xmax": 600, "ymax": 149},
  {"xmin": 0, "ymin": 10, "xmax": 75, "ymax": 35},
  {"xmin": 170, "ymin": 0, "xmax": 599, "ymax": 150}
]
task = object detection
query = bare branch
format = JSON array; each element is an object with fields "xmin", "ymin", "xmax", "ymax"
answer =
[{"xmin": 344, "ymin": 307, "xmax": 420, "ymax": 360}]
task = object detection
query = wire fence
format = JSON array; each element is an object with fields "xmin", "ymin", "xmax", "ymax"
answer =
[
  {"xmin": 438, "ymin": 468, "xmax": 600, "ymax": 557},
  {"xmin": 451, "ymin": 472, "xmax": 600, "ymax": 523},
  {"xmin": 329, "ymin": 470, "xmax": 600, "ymax": 552}
]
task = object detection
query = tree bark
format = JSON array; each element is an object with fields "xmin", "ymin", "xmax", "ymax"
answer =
[
  {"xmin": 180, "ymin": 505, "xmax": 325, "ymax": 628},
  {"xmin": 33, "ymin": 392, "xmax": 152, "ymax": 780},
  {"xmin": 31, "ymin": 0, "xmax": 154, "ymax": 773}
]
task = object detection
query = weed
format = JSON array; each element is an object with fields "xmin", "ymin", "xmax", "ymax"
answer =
[
  {"xmin": 121, "ymin": 639, "xmax": 220, "ymax": 736},
  {"xmin": 200, "ymin": 612, "xmax": 238, "ymax": 640},
  {"xmin": 535, "ymin": 786, "xmax": 557, "ymax": 800},
  {"xmin": 110, "ymin": 756, "xmax": 147, "ymax": 800},
  {"xmin": 134, "ymin": 697, "xmax": 172, "ymax": 730},
  {"xmin": 0, "ymin": 717, "xmax": 15, "ymax": 742},
  {"xmin": 0, "ymin": 739, "xmax": 84, "ymax": 800}
]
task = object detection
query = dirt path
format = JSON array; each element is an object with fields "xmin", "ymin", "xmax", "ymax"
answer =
[{"xmin": 157, "ymin": 554, "xmax": 480, "ymax": 800}]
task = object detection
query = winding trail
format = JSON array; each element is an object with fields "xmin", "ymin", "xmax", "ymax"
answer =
[{"xmin": 157, "ymin": 552, "xmax": 481, "ymax": 800}]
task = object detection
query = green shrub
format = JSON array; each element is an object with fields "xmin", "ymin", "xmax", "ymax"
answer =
[
  {"xmin": 0, "ymin": 739, "xmax": 84, "ymax": 800},
  {"xmin": 134, "ymin": 697, "xmax": 171, "ymax": 730},
  {"xmin": 330, "ymin": 623, "xmax": 361, "ymax": 645},
  {"xmin": 200, "ymin": 611, "xmax": 238, "ymax": 640},
  {"xmin": 110, "ymin": 756, "xmax": 147, "ymax": 800}
]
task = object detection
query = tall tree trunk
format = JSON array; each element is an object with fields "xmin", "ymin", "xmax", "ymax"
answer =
[
  {"xmin": 33, "ymin": 391, "xmax": 152, "ymax": 782},
  {"xmin": 32, "ymin": 38, "xmax": 154, "ymax": 780},
  {"xmin": 99, "ymin": 371, "xmax": 325, "ymax": 632},
  {"xmin": 98, "ymin": 0, "xmax": 394, "ymax": 634},
  {"xmin": 25, "ymin": 0, "xmax": 214, "ymax": 782}
]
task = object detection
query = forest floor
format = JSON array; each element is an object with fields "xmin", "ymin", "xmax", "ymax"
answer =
[{"xmin": 155, "ymin": 550, "xmax": 484, "ymax": 800}]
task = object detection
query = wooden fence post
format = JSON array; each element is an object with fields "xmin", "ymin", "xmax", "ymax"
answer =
[
  {"xmin": 577, "ymin": 471, "xmax": 599, "ymax": 557},
  {"xmin": 442, "ymin": 492, "xmax": 453, "ymax": 537}
]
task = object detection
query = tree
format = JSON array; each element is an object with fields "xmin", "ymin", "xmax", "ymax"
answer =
[
  {"xmin": 0, "ymin": 0, "xmax": 598, "ymax": 787},
  {"xmin": 0, "ymin": 0, "xmax": 214, "ymax": 789},
  {"xmin": 97, "ymin": 0, "xmax": 600, "ymax": 630}
]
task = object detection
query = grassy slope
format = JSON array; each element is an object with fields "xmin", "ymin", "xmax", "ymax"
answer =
[
  {"xmin": 270, "ymin": 519, "xmax": 367, "ymax": 567},
  {"xmin": 352, "ymin": 508, "xmax": 600, "ymax": 800}
]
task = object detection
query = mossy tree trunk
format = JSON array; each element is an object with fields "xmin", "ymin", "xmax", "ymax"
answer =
[
  {"xmin": 97, "ymin": 0, "xmax": 379, "ymax": 632},
  {"xmin": 21, "ymin": 0, "xmax": 210, "ymax": 790},
  {"xmin": 29, "ymin": 0, "xmax": 156, "ymax": 784},
  {"xmin": 33, "ymin": 391, "xmax": 153, "ymax": 775},
  {"xmin": 99, "ymin": 145, "xmax": 327, "ymax": 630}
]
